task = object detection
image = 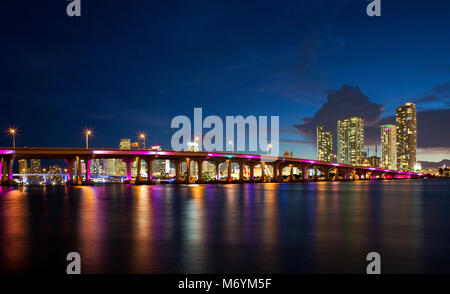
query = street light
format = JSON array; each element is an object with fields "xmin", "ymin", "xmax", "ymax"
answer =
[
  {"xmin": 8, "ymin": 128, "xmax": 17, "ymax": 148},
  {"xmin": 84, "ymin": 129, "xmax": 93, "ymax": 149},
  {"xmin": 139, "ymin": 133, "xmax": 146, "ymax": 150}
]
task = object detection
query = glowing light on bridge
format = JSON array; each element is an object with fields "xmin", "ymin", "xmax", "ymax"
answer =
[
  {"xmin": 92, "ymin": 150, "xmax": 157, "ymax": 155},
  {"xmin": 7, "ymin": 128, "xmax": 18, "ymax": 148},
  {"xmin": 84, "ymin": 128, "xmax": 94, "ymax": 149},
  {"xmin": 0, "ymin": 150, "xmax": 15, "ymax": 155}
]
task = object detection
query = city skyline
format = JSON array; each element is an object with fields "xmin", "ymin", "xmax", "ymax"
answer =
[{"xmin": 0, "ymin": 99, "xmax": 446, "ymax": 165}]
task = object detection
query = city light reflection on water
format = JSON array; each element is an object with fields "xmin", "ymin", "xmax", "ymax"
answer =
[{"xmin": 0, "ymin": 180, "xmax": 449, "ymax": 273}]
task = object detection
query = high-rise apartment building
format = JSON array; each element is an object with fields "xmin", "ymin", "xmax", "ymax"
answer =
[
  {"xmin": 119, "ymin": 138, "xmax": 131, "ymax": 150},
  {"xmin": 316, "ymin": 125, "xmax": 333, "ymax": 162},
  {"xmin": 337, "ymin": 117, "xmax": 364, "ymax": 165},
  {"xmin": 30, "ymin": 159, "xmax": 41, "ymax": 174},
  {"xmin": 381, "ymin": 124, "xmax": 397, "ymax": 170},
  {"xmin": 104, "ymin": 159, "xmax": 116, "ymax": 176},
  {"xmin": 91, "ymin": 159, "xmax": 104, "ymax": 175},
  {"xmin": 19, "ymin": 159, "xmax": 28, "ymax": 174},
  {"xmin": 116, "ymin": 138, "xmax": 131, "ymax": 176},
  {"xmin": 396, "ymin": 102, "xmax": 417, "ymax": 172}
]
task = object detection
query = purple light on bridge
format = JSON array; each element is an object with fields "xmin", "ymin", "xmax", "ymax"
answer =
[
  {"xmin": 93, "ymin": 150, "xmax": 156, "ymax": 155},
  {"xmin": 0, "ymin": 150, "xmax": 15, "ymax": 155},
  {"xmin": 207, "ymin": 153, "xmax": 225, "ymax": 157}
]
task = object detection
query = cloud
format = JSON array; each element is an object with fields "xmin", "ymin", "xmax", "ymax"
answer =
[
  {"xmin": 294, "ymin": 84, "xmax": 450, "ymax": 150},
  {"xmin": 294, "ymin": 85, "xmax": 384, "ymax": 145},
  {"xmin": 416, "ymin": 94, "xmax": 441, "ymax": 103},
  {"xmin": 433, "ymin": 81, "xmax": 450, "ymax": 98},
  {"xmin": 415, "ymin": 81, "xmax": 450, "ymax": 104}
]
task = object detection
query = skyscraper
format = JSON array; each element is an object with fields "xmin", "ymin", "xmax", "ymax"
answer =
[
  {"xmin": 337, "ymin": 117, "xmax": 364, "ymax": 165},
  {"xmin": 116, "ymin": 138, "xmax": 131, "ymax": 176},
  {"xmin": 105, "ymin": 159, "xmax": 116, "ymax": 176},
  {"xmin": 119, "ymin": 138, "xmax": 131, "ymax": 150},
  {"xmin": 19, "ymin": 159, "xmax": 28, "ymax": 174},
  {"xmin": 396, "ymin": 102, "xmax": 417, "ymax": 172},
  {"xmin": 30, "ymin": 159, "xmax": 41, "ymax": 174},
  {"xmin": 49, "ymin": 165, "xmax": 63, "ymax": 184},
  {"xmin": 316, "ymin": 125, "xmax": 333, "ymax": 162},
  {"xmin": 381, "ymin": 124, "xmax": 397, "ymax": 170},
  {"xmin": 91, "ymin": 159, "xmax": 104, "ymax": 175}
]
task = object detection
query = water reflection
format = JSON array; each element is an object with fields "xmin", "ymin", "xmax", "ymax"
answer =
[{"xmin": 0, "ymin": 180, "xmax": 448, "ymax": 273}]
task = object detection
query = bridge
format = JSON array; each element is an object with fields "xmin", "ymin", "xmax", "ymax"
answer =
[{"xmin": 1, "ymin": 147, "xmax": 423, "ymax": 185}]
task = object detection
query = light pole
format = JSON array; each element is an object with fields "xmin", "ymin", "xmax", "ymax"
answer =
[
  {"xmin": 139, "ymin": 133, "xmax": 146, "ymax": 150},
  {"xmin": 84, "ymin": 129, "xmax": 93, "ymax": 149},
  {"xmin": 8, "ymin": 128, "xmax": 17, "ymax": 148}
]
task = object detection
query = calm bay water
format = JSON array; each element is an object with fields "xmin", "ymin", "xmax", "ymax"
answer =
[{"xmin": 0, "ymin": 180, "xmax": 449, "ymax": 274}]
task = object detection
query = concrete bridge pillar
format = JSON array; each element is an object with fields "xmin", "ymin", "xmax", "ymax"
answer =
[
  {"xmin": 261, "ymin": 162, "xmax": 266, "ymax": 182},
  {"xmin": 185, "ymin": 158, "xmax": 191, "ymax": 183},
  {"xmin": 0, "ymin": 158, "xmax": 8, "ymax": 182},
  {"xmin": 302, "ymin": 165, "xmax": 308, "ymax": 180},
  {"xmin": 1, "ymin": 158, "xmax": 12, "ymax": 183},
  {"xmin": 0, "ymin": 158, "xmax": 3, "ymax": 182},
  {"xmin": 226, "ymin": 159, "xmax": 232, "ymax": 182},
  {"xmin": 136, "ymin": 157, "xmax": 142, "ymax": 181},
  {"xmin": 249, "ymin": 163, "xmax": 255, "ymax": 181},
  {"xmin": 123, "ymin": 158, "xmax": 134, "ymax": 181},
  {"xmin": 238, "ymin": 160, "xmax": 244, "ymax": 182},
  {"xmin": 7, "ymin": 159, "xmax": 13, "ymax": 181},
  {"xmin": 85, "ymin": 158, "xmax": 92, "ymax": 181},
  {"xmin": 288, "ymin": 164, "xmax": 294, "ymax": 182},
  {"xmin": 333, "ymin": 168, "xmax": 338, "ymax": 180},
  {"xmin": 271, "ymin": 162, "xmax": 279, "ymax": 182},
  {"xmin": 196, "ymin": 159, "xmax": 204, "ymax": 183},
  {"xmin": 64, "ymin": 158, "xmax": 75, "ymax": 183},
  {"xmin": 214, "ymin": 161, "xmax": 221, "ymax": 181},
  {"xmin": 175, "ymin": 160, "xmax": 181, "ymax": 181},
  {"xmin": 277, "ymin": 165, "xmax": 284, "ymax": 181},
  {"xmin": 145, "ymin": 157, "xmax": 154, "ymax": 181},
  {"xmin": 76, "ymin": 156, "xmax": 82, "ymax": 185},
  {"xmin": 313, "ymin": 166, "xmax": 318, "ymax": 181}
]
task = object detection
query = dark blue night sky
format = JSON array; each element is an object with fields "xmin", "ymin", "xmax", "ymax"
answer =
[{"xmin": 1, "ymin": 0, "xmax": 449, "ymax": 161}]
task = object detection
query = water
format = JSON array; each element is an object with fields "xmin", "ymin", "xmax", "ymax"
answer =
[{"xmin": 0, "ymin": 180, "xmax": 449, "ymax": 274}]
